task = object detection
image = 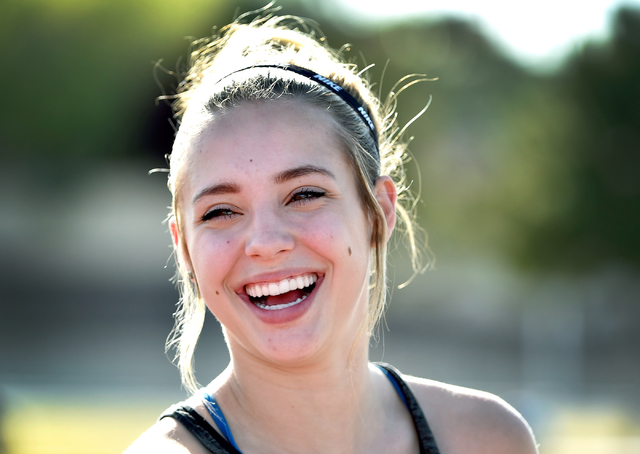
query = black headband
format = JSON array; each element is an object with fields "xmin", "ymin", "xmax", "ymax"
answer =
[{"xmin": 214, "ymin": 63, "xmax": 379, "ymax": 160}]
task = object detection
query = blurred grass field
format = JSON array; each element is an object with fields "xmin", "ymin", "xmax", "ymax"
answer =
[
  {"xmin": 2, "ymin": 390, "xmax": 176, "ymax": 454},
  {"xmin": 543, "ymin": 407, "xmax": 640, "ymax": 454}
]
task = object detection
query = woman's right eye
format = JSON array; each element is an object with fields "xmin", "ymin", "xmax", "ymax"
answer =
[{"xmin": 201, "ymin": 207, "xmax": 237, "ymax": 222}]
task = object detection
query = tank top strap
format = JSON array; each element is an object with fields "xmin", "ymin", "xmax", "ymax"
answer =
[
  {"xmin": 202, "ymin": 392, "xmax": 241, "ymax": 451},
  {"xmin": 374, "ymin": 362, "xmax": 441, "ymax": 454},
  {"xmin": 160, "ymin": 405, "xmax": 240, "ymax": 454},
  {"xmin": 162, "ymin": 364, "xmax": 440, "ymax": 454}
]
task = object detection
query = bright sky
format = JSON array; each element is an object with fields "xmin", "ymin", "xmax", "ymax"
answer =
[{"xmin": 330, "ymin": 0, "xmax": 640, "ymax": 71}]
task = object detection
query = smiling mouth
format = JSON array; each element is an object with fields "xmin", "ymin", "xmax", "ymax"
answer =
[{"xmin": 246, "ymin": 273, "xmax": 317, "ymax": 311}]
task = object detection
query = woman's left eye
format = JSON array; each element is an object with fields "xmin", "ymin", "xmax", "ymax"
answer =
[{"xmin": 289, "ymin": 188, "xmax": 327, "ymax": 205}]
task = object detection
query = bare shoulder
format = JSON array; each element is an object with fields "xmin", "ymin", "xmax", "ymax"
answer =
[
  {"xmin": 404, "ymin": 375, "xmax": 539, "ymax": 454},
  {"xmin": 123, "ymin": 408, "xmax": 210, "ymax": 454}
]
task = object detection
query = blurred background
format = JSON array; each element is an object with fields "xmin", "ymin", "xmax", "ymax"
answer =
[{"xmin": 1, "ymin": 0, "xmax": 639, "ymax": 452}]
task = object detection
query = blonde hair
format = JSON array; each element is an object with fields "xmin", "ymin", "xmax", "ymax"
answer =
[{"xmin": 164, "ymin": 9, "xmax": 429, "ymax": 393}]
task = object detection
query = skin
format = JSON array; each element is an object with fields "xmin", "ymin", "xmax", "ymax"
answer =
[{"xmin": 126, "ymin": 100, "xmax": 538, "ymax": 454}]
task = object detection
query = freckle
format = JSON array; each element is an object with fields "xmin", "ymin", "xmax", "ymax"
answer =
[
  {"xmin": 216, "ymin": 291, "xmax": 219, "ymax": 295},
  {"xmin": 227, "ymin": 240, "xmax": 230, "ymax": 244},
  {"xmin": 250, "ymin": 159, "xmax": 253, "ymax": 162},
  {"xmin": 348, "ymin": 247, "xmax": 352, "ymax": 256}
]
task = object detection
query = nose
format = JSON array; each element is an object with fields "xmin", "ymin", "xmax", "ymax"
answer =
[{"xmin": 244, "ymin": 208, "xmax": 295, "ymax": 260}]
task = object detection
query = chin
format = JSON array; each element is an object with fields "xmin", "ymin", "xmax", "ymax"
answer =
[{"xmin": 224, "ymin": 320, "xmax": 347, "ymax": 369}]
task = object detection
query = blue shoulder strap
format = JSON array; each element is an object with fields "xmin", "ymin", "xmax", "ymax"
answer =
[
  {"xmin": 376, "ymin": 363, "xmax": 410, "ymax": 410},
  {"xmin": 374, "ymin": 363, "xmax": 441, "ymax": 454},
  {"xmin": 202, "ymin": 392, "xmax": 242, "ymax": 453}
]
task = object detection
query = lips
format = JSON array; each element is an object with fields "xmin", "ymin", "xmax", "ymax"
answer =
[{"xmin": 244, "ymin": 273, "xmax": 318, "ymax": 311}]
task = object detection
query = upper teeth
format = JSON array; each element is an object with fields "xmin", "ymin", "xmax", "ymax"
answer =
[{"xmin": 246, "ymin": 273, "xmax": 317, "ymax": 298}]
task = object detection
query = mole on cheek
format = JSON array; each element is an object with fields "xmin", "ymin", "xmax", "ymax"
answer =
[
  {"xmin": 250, "ymin": 159, "xmax": 253, "ymax": 162},
  {"xmin": 216, "ymin": 291, "xmax": 219, "ymax": 295},
  {"xmin": 348, "ymin": 247, "xmax": 352, "ymax": 256}
]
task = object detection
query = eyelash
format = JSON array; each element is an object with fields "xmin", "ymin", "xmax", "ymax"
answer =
[
  {"xmin": 289, "ymin": 188, "xmax": 326, "ymax": 205},
  {"xmin": 201, "ymin": 206, "xmax": 237, "ymax": 222}
]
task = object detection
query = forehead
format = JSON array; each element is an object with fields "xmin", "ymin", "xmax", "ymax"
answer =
[
  {"xmin": 182, "ymin": 100, "xmax": 349, "ymax": 188},
  {"xmin": 203, "ymin": 99, "xmax": 335, "ymax": 143}
]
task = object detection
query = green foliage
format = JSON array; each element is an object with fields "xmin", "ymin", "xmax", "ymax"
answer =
[
  {"xmin": 0, "ymin": 0, "xmax": 228, "ymax": 157},
  {"xmin": 1, "ymin": 0, "xmax": 638, "ymax": 272},
  {"xmin": 523, "ymin": 7, "xmax": 640, "ymax": 270}
]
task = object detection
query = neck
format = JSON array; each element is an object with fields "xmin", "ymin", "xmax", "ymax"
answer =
[{"xmin": 210, "ymin": 337, "xmax": 380, "ymax": 453}]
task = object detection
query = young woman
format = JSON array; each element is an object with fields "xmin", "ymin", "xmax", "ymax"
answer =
[{"xmin": 126, "ymin": 11, "xmax": 538, "ymax": 454}]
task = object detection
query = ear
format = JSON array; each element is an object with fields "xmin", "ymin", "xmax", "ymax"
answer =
[
  {"xmin": 169, "ymin": 217, "xmax": 181, "ymax": 249},
  {"xmin": 374, "ymin": 175, "xmax": 397, "ymax": 241},
  {"xmin": 170, "ymin": 217, "xmax": 192, "ymax": 272}
]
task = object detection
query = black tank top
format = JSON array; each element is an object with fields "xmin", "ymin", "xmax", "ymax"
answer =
[{"xmin": 160, "ymin": 363, "xmax": 440, "ymax": 454}]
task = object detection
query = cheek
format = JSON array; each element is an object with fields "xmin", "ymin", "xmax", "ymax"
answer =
[
  {"xmin": 296, "ymin": 210, "xmax": 370, "ymax": 267},
  {"xmin": 189, "ymin": 230, "xmax": 241, "ymax": 284},
  {"xmin": 192, "ymin": 232, "xmax": 242, "ymax": 320},
  {"xmin": 294, "ymin": 212, "xmax": 341, "ymax": 249}
]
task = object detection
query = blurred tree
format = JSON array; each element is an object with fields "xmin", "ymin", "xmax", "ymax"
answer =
[
  {"xmin": 2, "ymin": 0, "xmax": 637, "ymax": 273},
  {"xmin": 0, "ymin": 0, "xmax": 229, "ymax": 161},
  {"xmin": 522, "ymin": 7, "xmax": 640, "ymax": 271}
]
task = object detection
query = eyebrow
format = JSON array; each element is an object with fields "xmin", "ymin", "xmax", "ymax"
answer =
[
  {"xmin": 273, "ymin": 165, "xmax": 335, "ymax": 184},
  {"xmin": 192, "ymin": 182, "xmax": 240, "ymax": 204}
]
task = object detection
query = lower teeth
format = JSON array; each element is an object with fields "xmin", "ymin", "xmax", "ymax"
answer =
[{"xmin": 254, "ymin": 294, "xmax": 308, "ymax": 311}]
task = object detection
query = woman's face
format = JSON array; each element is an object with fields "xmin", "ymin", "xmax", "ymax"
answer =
[{"xmin": 172, "ymin": 100, "xmax": 392, "ymax": 366}]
